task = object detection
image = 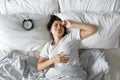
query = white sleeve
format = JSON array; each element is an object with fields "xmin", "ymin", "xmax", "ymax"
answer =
[
  {"xmin": 66, "ymin": 29, "xmax": 81, "ymax": 41},
  {"xmin": 40, "ymin": 42, "xmax": 49, "ymax": 58}
]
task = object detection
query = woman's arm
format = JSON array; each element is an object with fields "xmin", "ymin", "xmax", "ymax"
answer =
[
  {"xmin": 37, "ymin": 52, "xmax": 69, "ymax": 71},
  {"xmin": 63, "ymin": 20, "xmax": 98, "ymax": 39},
  {"xmin": 37, "ymin": 57, "xmax": 53, "ymax": 71}
]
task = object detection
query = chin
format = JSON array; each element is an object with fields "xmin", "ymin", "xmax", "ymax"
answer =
[{"xmin": 57, "ymin": 34, "xmax": 63, "ymax": 37}]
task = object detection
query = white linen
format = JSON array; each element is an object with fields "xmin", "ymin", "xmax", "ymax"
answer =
[
  {"xmin": 55, "ymin": 12, "xmax": 120, "ymax": 48},
  {"xmin": 0, "ymin": 0, "xmax": 59, "ymax": 14},
  {"xmin": 0, "ymin": 14, "xmax": 51, "ymax": 51},
  {"xmin": 0, "ymin": 49, "xmax": 109, "ymax": 80},
  {"xmin": 0, "ymin": 0, "xmax": 6, "ymax": 14},
  {"xmin": 59, "ymin": 0, "xmax": 120, "ymax": 13},
  {"xmin": 80, "ymin": 49, "xmax": 110, "ymax": 80}
]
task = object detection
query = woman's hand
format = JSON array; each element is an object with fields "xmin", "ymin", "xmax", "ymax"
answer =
[
  {"xmin": 51, "ymin": 52, "xmax": 70, "ymax": 63},
  {"xmin": 62, "ymin": 20, "xmax": 72, "ymax": 28}
]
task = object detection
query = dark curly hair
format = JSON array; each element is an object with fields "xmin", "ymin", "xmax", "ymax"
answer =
[{"xmin": 47, "ymin": 15, "xmax": 67, "ymax": 40}]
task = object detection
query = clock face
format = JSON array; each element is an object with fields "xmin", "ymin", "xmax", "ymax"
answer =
[{"xmin": 22, "ymin": 19, "xmax": 33, "ymax": 30}]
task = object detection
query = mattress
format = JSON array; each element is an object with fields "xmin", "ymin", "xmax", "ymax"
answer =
[{"xmin": 103, "ymin": 48, "xmax": 120, "ymax": 80}]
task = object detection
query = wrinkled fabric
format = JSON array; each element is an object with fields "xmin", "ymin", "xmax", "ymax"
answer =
[
  {"xmin": 45, "ymin": 66, "xmax": 87, "ymax": 80},
  {"xmin": 79, "ymin": 49, "xmax": 110, "ymax": 80},
  {"xmin": 0, "ymin": 50, "xmax": 86, "ymax": 80},
  {"xmin": 0, "ymin": 50, "xmax": 45, "ymax": 80},
  {"xmin": 0, "ymin": 50, "xmax": 110, "ymax": 80}
]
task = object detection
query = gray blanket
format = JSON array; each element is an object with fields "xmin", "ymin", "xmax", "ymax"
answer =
[
  {"xmin": 0, "ymin": 49, "xmax": 110, "ymax": 80},
  {"xmin": 0, "ymin": 51, "xmax": 86, "ymax": 80},
  {"xmin": 0, "ymin": 51, "xmax": 45, "ymax": 80}
]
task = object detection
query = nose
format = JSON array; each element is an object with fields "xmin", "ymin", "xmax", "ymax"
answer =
[{"xmin": 57, "ymin": 24, "xmax": 61, "ymax": 29}]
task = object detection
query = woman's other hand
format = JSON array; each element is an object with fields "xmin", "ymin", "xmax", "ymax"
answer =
[
  {"xmin": 62, "ymin": 20, "xmax": 72, "ymax": 28},
  {"xmin": 51, "ymin": 52, "xmax": 70, "ymax": 63}
]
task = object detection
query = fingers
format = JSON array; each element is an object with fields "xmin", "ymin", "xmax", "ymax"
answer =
[
  {"xmin": 62, "ymin": 20, "xmax": 69, "ymax": 26},
  {"xmin": 60, "ymin": 54, "xmax": 69, "ymax": 57},
  {"xmin": 60, "ymin": 57, "xmax": 70, "ymax": 63},
  {"xmin": 58, "ymin": 52, "xmax": 70, "ymax": 63},
  {"xmin": 62, "ymin": 20, "xmax": 72, "ymax": 28},
  {"xmin": 62, "ymin": 21, "xmax": 65, "ymax": 26},
  {"xmin": 59, "ymin": 52, "xmax": 69, "ymax": 57}
]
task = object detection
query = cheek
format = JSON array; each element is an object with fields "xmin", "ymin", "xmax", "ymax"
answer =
[
  {"xmin": 50, "ymin": 29, "xmax": 53, "ymax": 33},
  {"xmin": 50, "ymin": 27, "xmax": 55, "ymax": 33}
]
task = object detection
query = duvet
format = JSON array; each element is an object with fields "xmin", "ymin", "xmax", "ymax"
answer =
[{"xmin": 0, "ymin": 50, "xmax": 110, "ymax": 80}]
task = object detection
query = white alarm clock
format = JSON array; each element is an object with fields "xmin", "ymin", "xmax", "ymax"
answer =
[{"xmin": 22, "ymin": 19, "xmax": 34, "ymax": 31}]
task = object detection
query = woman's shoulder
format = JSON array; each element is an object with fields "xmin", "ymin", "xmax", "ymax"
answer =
[
  {"xmin": 41, "ymin": 41, "xmax": 51, "ymax": 51},
  {"xmin": 45, "ymin": 41, "xmax": 52, "ymax": 46},
  {"xmin": 63, "ymin": 29, "xmax": 80, "ymax": 41}
]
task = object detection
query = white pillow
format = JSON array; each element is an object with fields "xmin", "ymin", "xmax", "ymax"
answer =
[
  {"xmin": 55, "ymin": 12, "xmax": 120, "ymax": 48},
  {"xmin": 0, "ymin": 14, "xmax": 51, "ymax": 51},
  {"xmin": 59, "ymin": 0, "xmax": 120, "ymax": 13},
  {"xmin": 0, "ymin": 0, "xmax": 6, "ymax": 14},
  {"xmin": 0, "ymin": 0, "xmax": 59, "ymax": 14}
]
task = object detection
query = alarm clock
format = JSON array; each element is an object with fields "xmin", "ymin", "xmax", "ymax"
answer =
[{"xmin": 22, "ymin": 19, "xmax": 34, "ymax": 31}]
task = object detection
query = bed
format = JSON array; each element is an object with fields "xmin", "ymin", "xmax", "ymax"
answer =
[{"xmin": 0, "ymin": 0, "xmax": 120, "ymax": 80}]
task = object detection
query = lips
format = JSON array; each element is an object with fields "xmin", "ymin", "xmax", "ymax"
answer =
[{"xmin": 57, "ymin": 30, "xmax": 62, "ymax": 33}]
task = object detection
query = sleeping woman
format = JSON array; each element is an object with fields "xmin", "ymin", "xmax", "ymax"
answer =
[{"xmin": 37, "ymin": 15, "xmax": 98, "ymax": 80}]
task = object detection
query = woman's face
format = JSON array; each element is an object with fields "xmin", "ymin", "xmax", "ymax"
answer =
[{"xmin": 50, "ymin": 20, "xmax": 65, "ymax": 38}]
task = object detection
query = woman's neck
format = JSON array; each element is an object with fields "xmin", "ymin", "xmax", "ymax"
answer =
[{"xmin": 52, "ymin": 36, "xmax": 62, "ymax": 45}]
